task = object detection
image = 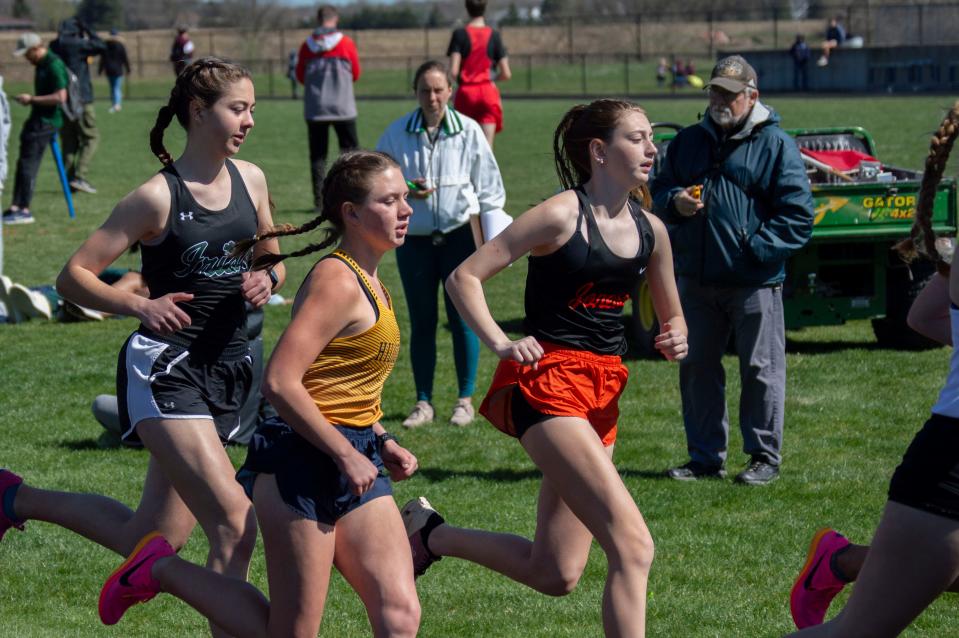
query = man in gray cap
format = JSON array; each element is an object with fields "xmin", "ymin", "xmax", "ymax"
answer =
[
  {"xmin": 650, "ymin": 55, "xmax": 814, "ymax": 485},
  {"xmin": 3, "ymin": 33, "xmax": 69, "ymax": 226}
]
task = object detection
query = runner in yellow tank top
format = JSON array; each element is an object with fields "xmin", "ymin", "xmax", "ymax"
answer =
[
  {"xmin": 94, "ymin": 151, "xmax": 423, "ymax": 638},
  {"xmin": 302, "ymin": 249, "xmax": 401, "ymax": 427}
]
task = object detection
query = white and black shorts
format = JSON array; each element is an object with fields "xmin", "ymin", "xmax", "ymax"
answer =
[{"xmin": 116, "ymin": 332, "xmax": 254, "ymax": 445}]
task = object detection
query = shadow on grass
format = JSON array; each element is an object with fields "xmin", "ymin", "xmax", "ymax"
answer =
[
  {"xmin": 418, "ymin": 467, "xmax": 541, "ymax": 483},
  {"xmin": 55, "ymin": 433, "xmax": 143, "ymax": 451},
  {"xmin": 419, "ymin": 467, "xmax": 673, "ymax": 483},
  {"xmin": 785, "ymin": 339, "xmax": 886, "ymax": 354}
]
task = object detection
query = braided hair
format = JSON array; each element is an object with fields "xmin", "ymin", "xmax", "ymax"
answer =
[
  {"xmin": 232, "ymin": 151, "xmax": 401, "ymax": 271},
  {"xmin": 895, "ymin": 100, "xmax": 959, "ymax": 268},
  {"xmin": 149, "ymin": 57, "xmax": 252, "ymax": 166},
  {"xmin": 553, "ymin": 98, "xmax": 652, "ymax": 209}
]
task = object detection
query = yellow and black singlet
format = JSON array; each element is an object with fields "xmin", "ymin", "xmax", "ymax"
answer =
[{"xmin": 301, "ymin": 250, "xmax": 401, "ymax": 427}]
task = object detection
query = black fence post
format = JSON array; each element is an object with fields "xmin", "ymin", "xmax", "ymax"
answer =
[
  {"xmin": 624, "ymin": 54, "xmax": 630, "ymax": 95},
  {"xmin": 407, "ymin": 56, "xmax": 413, "ymax": 92},
  {"xmin": 708, "ymin": 11, "xmax": 715, "ymax": 59},
  {"xmin": 635, "ymin": 15, "xmax": 642, "ymax": 61},
  {"xmin": 568, "ymin": 17, "xmax": 574, "ymax": 64},
  {"xmin": 267, "ymin": 60, "xmax": 274, "ymax": 98},
  {"xmin": 581, "ymin": 53, "xmax": 587, "ymax": 95},
  {"xmin": 136, "ymin": 33, "xmax": 143, "ymax": 78},
  {"xmin": 526, "ymin": 54, "xmax": 532, "ymax": 92},
  {"xmin": 918, "ymin": 5, "xmax": 924, "ymax": 46},
  {"xmin": 772, "ymin": 6, "xmax": 779, "ymax": 50},
  {"xmin": 424, "ymin": 26, "xmax": 430, "ymax": 58}
]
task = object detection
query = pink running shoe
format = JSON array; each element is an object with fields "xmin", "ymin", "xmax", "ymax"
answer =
[
  {"xmin": 0, "ymin": 469, "xmax": 25, "ymax": 541},
  {"xmin": 99, "ymin": 531, "xmax": 174, "ymax": 625},
  {"xmin": 790, "ymin": 528, "xmax": 850, "ymax": 629},
  {"xmin": 401, "ymin": 497, "xmax": 445, "ymax": 578}
]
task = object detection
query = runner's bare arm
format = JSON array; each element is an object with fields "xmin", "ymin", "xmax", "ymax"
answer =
[
  {"xmin": 446, "ymin": 193, "xmax": 577, "ymax": 362},
  {"xmin": 56, "ymin": 175, "xmax": 194, "ymax": 332},
  {"xmin": 235, "ymin": 160, "xmax": 285, "ymax": 305},
  {"xmin": 645, "ymin": 213, "xmax": 689, "ymax": 361},
  {"xmin": 262, "ymin": 260, "xmax": 380, "ymax": 495}
]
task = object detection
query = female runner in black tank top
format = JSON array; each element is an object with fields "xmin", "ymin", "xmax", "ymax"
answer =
[
  {"xmin": 0, "ymin": 59, "xmax": 283, "ymax": 635},
  {"xmin": 405, "ymin": 99, "xmax": 687, "ymax": 637}
]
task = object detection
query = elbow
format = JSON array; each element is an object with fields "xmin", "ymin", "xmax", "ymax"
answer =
[
  {"xmin": 260, "ymin": 373, "xmax": 284, "ymax": 406},
  {"xmin": 499, "ymin": 69, "xmax": 512, "ymax": 81},
  {"xmin": 445, "ymin": 267, "xmax": 465, "ymax": 298},
  {"xmin": 55, "ymin": 265, "xmax": 73, "ymax": 298}
]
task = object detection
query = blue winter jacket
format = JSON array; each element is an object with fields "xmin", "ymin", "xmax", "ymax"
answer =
[{"xmin": 650, "ymin": 103, "xmax": 814, "ymax": 287}]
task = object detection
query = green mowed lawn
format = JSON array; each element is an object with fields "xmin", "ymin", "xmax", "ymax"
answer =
[{"xmin": 2, "ymin": 94, "xmax": 959, "ymax": 636}]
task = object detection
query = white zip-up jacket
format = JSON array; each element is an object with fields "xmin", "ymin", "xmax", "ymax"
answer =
[{"xmin": 376, "ymin": 106, "xmax": 506, "ymax": 236}]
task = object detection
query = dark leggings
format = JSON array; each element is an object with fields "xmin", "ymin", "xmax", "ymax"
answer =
[
  {"xmin": 307, "ymin": 119, "xmax": 359, "ymax": 207},
  {"xmin": 395, "ymin": 223, "xmax": 480, "ymax": 402}
]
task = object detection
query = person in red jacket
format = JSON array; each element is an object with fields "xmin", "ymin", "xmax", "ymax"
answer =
[
  {"xmin": 447, "ymin": 0, "xmax": 511, "ymax": 149},
  {"xmin": 296, "ymin": 4, "xmax": 361, "ymax": 211}
]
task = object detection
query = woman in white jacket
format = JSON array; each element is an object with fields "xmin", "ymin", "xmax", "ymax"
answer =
[{"xmin": 376, "ymin": 59, "xmax": 507, "ymax": 429}]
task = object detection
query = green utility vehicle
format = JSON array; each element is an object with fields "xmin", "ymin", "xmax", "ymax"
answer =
[{"xmin": 631, "ymin": 126, "xmax": 958, "ymax": 354}]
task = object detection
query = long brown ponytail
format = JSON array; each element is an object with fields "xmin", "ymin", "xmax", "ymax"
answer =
[
  {"xmin": 149, "ymin": 57, "xmax": 252, "ymax": 166},
  {"xmin": 895, "ymin": 101, "xmax": 959, "ymax": 266},
  {"xmin": 233, "ymin": 151, "xmax": 401, "ymax": 271}
]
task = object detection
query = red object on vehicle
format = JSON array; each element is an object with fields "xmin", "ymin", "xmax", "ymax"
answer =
[{"xmin": 801, "ymin": 148, "xmax": 879, "ymax": 172}]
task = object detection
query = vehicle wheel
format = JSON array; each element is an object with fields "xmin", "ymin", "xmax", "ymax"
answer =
[
  {"xmin": 630, "ymin": 277, "xmax": 660, "ymax": 357},
  {"xmin": 872, "ymin": 260, "xmax": 940, "ymax": 349}
]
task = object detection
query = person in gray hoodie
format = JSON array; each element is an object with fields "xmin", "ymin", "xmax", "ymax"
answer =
[{"xmin": 295, "ymin": 4, "xmax": 361, "ymax": 210}]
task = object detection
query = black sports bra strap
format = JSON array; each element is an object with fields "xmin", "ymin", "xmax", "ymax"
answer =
[{"xmin": 328, "ymin": 251, "xmax": 380, "ymax": 321}]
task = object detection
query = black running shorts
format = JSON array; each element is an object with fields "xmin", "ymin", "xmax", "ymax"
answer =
[
  {"xmin": 236, "ymin": 417, "xmax": 392, "ymax": 525},
  {"xmin": 116, "ymin": 332, "xmax": 253, "ymax": 444},
  {"xmin": 888, "ymin": 413, "xmax": 959, "ymax": 522}
]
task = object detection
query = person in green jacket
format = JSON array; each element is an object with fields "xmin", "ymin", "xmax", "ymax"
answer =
[
  {"xmin": 651, "ymin": 55, "xmax": 814, "ymax": 486},
  {"xmin": 3, "ymin": 33, "xmax": 68, "ymax": 226}
]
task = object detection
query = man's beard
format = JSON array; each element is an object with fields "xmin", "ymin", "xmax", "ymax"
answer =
[{"xmin": 709, "ymin": 105, "xmax": 747, "ymax": 129}]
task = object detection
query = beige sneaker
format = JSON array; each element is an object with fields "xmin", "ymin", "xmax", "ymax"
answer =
[
  {"xmin": 449, "ymin": 399, "xmax": 475, "ymax": 427},
  {"xmin": 402, "ymin": 401, "xmax": 434, "ymax": 428},
  {"xmin": 8, "ymin": 283, "xmax": 52, "ymax": 320}
]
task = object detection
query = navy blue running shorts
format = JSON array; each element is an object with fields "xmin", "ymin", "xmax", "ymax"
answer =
[
  {"xmin": 116, "ymin": 332, "xmax": 253, "ymax": 444},
  {"xmin": 236, "ymin": 416, "xmax": 393, "ymax": 525},
  {"xmin": 888, "ymin": 413, "xmax": 959, "ymax": 522}
]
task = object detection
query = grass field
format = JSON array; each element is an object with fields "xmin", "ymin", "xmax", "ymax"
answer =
[{"xmin": 2, "ymin": 93, "xmax": 959, "ymax": 637}]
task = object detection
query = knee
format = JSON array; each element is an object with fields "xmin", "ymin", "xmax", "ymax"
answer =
[
  {"xmin": 614, "ymin": 527, "xmax": 655, "ymax": 575},
  {"xmin": 528, "ymin": 561, "xmax": 586, "ymax": 597},
  {"xmin": 534, "ymin": 570, "xmax": 582, "ymax": 597},
  {"xmin": 207, "ymin": 506, "xmax": 258, "ymax": 561},
  {"xmin": 378, "ymin": 595, "xmax": 421, "ymax": 638}
]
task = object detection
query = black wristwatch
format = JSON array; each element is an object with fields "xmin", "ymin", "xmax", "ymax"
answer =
[
  {"xmin": 267, "ymin": 268, "xmax": 279, "ymax": 290},
  {"xmin": 377, "ymin": 432, "xmax": 399, "ymax": 448}
]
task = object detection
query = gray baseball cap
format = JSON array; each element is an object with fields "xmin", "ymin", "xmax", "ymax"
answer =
[
  {"xmin": 705, "ymin": 55, "xmax": 758, "ymax": 93},
  {"xmin": 13, "ymin": 32, "xmax": 41, "ymax": 57}
]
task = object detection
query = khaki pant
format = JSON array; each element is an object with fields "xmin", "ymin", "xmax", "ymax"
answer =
[{"xmin": 60, "ymin": 103, "xmax": 99, "ymax": 182}]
